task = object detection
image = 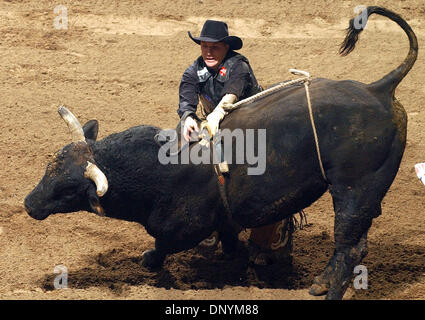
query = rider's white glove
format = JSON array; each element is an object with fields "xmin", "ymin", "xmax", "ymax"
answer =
[
  {"xmin": 183, "ymin": 116, "xmax": 199, "ymax": 142},
  {"xmin": 200, "ymin": 94, "xmax": 237, "ymax": 138}
]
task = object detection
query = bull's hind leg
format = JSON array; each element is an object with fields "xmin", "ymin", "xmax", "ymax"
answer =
[
  {"xmin": 310, "ymin": 183, "xmax": 378, "ymax": 299},
  {"xmin": 310, "ymin": 129, "xmax": 405, "ymax": 299}
]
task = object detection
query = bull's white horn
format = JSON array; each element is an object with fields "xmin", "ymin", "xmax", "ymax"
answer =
[
  {"xmin": 84, "ymin": 161, "xmax": 108, "ymax": 197},
  {"xmin": 58, "ymin": 105, "xmax": 86, "ymax": 142}
]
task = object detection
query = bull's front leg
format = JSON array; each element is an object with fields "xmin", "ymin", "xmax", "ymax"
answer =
[{"xmin": 141, "ymin": 239, "xmax": 168, "ymax": 270}]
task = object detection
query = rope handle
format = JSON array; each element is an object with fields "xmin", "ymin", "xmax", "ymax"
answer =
[{"xmin": 289, "ymin": 68, "xmax": 310, "ymax": 78}]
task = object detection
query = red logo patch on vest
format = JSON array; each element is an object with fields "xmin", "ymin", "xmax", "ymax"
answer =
[{"xmin": 219, "ymin": 67, "xmax": 227, "ymax": 77}]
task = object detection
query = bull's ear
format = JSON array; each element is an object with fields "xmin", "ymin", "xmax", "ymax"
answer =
[{"xmin": 83, "ymin": 120, "xmax": 99, "ymax": 141}]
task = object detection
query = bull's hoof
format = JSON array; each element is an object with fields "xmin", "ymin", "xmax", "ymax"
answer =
[
  {"xmin": 309, "ymin": 275, "xmax": 329, "ymax": 296},
  {"xmin": 140, "ymin": 249, "xmax": 164, "ymax": 270},
  {"xmin": 309, "ymin": 283, "xmax": 329, "ymax": 296}
]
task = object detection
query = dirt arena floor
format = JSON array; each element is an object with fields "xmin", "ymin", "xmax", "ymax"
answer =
[{"xmin": 0, "ymin": 0, "xmax": 424, "ymax": 300}]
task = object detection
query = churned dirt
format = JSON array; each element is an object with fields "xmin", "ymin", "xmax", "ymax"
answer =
[{"xmin": 1, "ymin": 0, "xmax": 425, "ymax": 300}]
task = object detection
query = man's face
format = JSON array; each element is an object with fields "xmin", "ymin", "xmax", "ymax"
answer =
[{"xmin": 201, "ymin": 41, "xmax": 229, "ymax": 70}]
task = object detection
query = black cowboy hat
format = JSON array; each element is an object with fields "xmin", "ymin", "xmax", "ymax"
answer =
[{"xmin": 188, "ymin": 20, "xmax": 243, "ymax": 50}]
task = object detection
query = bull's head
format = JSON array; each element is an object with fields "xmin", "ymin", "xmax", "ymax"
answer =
[{"xmin": 24, "ymin": 106, "xmax": 108, "ymax": 220}]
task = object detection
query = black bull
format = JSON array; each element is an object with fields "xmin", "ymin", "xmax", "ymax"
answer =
[{"xmin": 24, "ymin": 7, "xmax": 417, "ymax": 299}]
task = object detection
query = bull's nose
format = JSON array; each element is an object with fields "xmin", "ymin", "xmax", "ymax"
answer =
[
  {"xmin": 24, "ymin": 196, "xmax": 36, "ymax": 214},
  {"xmin": 24, "ymin": 204, "xmax": 34, "ymax": 216},
  {"xmin": 24, "ymin": 201, "xmax": 33, "ymax": 214},
  {"xmin": 24, "ymin": 197, "xmax": 50, "ymax": 220}
]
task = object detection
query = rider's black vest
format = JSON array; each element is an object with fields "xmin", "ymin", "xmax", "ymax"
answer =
[{"xmin": 195, "ymin": 52, "xmax": 262, "ymax": 114}]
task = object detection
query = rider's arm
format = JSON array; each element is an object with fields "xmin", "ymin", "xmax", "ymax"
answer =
[{"xmin": 177, "ymin": 63, "xmax": 199, "ymax": 119}]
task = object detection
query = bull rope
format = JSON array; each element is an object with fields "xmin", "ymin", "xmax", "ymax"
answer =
[
  {"xmin": 229, "ymin": 69, "xmax": 309, "ymax": 110},
  {"xmin": 226, "ymin": 68, "xmax": 328, "ymax": 183}
]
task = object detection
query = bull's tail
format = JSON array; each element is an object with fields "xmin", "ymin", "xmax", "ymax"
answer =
[{"xmin": 339, "ymin": 6, "xmax": 418, "ymax": 94}]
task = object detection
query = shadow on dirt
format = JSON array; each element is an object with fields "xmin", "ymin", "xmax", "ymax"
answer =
[
  {"xmin": 37, "ymin": 230, "xmax": 425, "ymax": 299},
  {"xmin": 36, "ymin": 229, "xmax": 329, "ymax": 295}
]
